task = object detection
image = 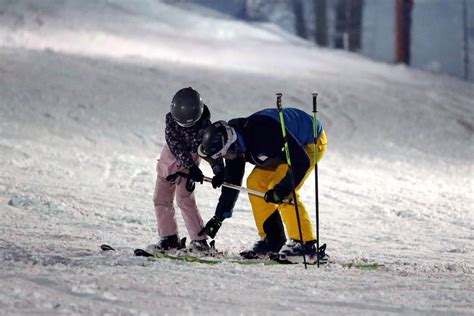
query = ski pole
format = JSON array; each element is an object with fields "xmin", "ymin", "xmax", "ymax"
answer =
[
  {"xmin": 202, "ymin": 176, "xmax": 266, "ymax": 200},
  {"xmin": 166, "ymin": 171, "xmax": 294, "ymax": 205},
  {"xmin": 312, "ymin": 93, "xmax": 320, "ymax": 268},
  {"xmin": 276, "ymin": 93, "xmax": 307, "ymax": 269}
]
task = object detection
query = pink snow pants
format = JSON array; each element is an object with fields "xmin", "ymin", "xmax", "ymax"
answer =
[{"xmin": 153, "ymin": 145, "xmax": 206, "ymax": 241}]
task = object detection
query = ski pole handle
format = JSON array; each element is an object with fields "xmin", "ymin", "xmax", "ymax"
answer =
[
  {"xmin": 312, "ymin": 93, "xmax": 318, "ymax": 113},
  {"xmin": 312, "ymin": 93, "xmax": 319, "ymax": 143},
  {"xmin": 276, "ymin": 93, "xmax": 283, "ymax": 111}
]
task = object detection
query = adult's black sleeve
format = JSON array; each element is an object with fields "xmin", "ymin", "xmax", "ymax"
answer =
[{"xmin": 214, "ymin": 156, "xmax": 246, "ymax": 219}]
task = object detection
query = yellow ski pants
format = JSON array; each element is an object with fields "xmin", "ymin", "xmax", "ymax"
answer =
[{"xmin": 246, "ymin": 130, "xmax": 327, "ymax": 242}]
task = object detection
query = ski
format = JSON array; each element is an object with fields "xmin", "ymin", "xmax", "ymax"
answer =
[
  {"xmin": 133, "ymin": 247, "xmax": 282, "ymax": 266},
  {"xmin": 100, "ymin": 243, "xmax": 383, "ymax": 269},
  {"xmin": 102, "ymin": 241, "xmax": 281, "ymax": 265}
]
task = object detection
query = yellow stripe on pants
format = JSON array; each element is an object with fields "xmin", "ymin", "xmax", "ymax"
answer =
[{"xmin": 246, "ymin": 130, "xmax": 327, "ymax": 242}]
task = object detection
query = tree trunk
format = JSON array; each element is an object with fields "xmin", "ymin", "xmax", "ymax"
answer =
[
  {"xmin": 238, "ymin": 0, "xmax": 249, "ymax": 20},
  {"xmin": 347, "ymin": 0, "xmax": 363, "ymax": 51},
  {"xmin": 463, "ymin": 0, "xmax": 470, "ymax": 80},
  {"xmin": 334, "ymin": 0, "xmax": 346, "ymax": 49},
  {"xmin": 395, "ymin": 0, "xmax": 414, "ymax": 64},
  {"xmin": 314, "ymin": 0, "xmax": 328, "ymax": 46},
  {"xmin": 334, "ymin": 0, "xmax": 363, "ymax": 51},
  {"xmin": 293, "ymin": 0, "xmax": 308, "ymax": 39}
]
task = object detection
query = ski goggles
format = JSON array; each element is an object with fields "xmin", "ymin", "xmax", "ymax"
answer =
[
  {"xmin": 176, "ymin": 120, "xmax": 197, "ymax": 128},
  {"xmin": 198, "ymin": 122, "xmax": 237, "ymax": 160}
]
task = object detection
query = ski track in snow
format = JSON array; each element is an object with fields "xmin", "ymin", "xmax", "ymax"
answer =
[{"xmin": 0, "ymin": 0, "xmax": 473, "ymax": 315}]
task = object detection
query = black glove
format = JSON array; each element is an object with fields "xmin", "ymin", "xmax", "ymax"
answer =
[
  {"xmin": 198, "ymin": 216, "xmax": 223, "ymax": 239},
  {"xmin": 185, "ymin": 178, "xmax": 195, "ymax": 192},
  {"xmin": 264, "ymin": 189, "xmax": 285, "ymax": 204},
  {"xmin": 188, "ymin": 165, "xmax": 204, "ymax": 183},
  {"xmin": 165, "ymin": 172, "xmax": 180, "ymax": 182},
  {"xmin": 211, "ymin": 172, "xmax": 225, "ymax": 189}
]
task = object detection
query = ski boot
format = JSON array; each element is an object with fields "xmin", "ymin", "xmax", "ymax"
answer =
[
  {"xmin": 278, "ymin": 240, "xmax": 328, "ymax": 264},
  {"xmin": 146, "ymin": 234, "xmax": 181, "ymax": 254},
  {"xmin": 240, "ymin": 238, "xmax": 286, "ymax": 260},
  {"xmin": 187, "ymin": 239, "xmax": 211, "ymax": 254}
]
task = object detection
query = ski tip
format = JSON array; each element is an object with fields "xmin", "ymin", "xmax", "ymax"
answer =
[
  {"xmin": 319, "ymin": 243, "xmax": 326, "ymax": 252},
  {"xmin": 100, "ymin": 244, "xmax": 115, "ymax": 251},
  {"xmin": 134, "ymin": 248, "xmax": 154, "ymax": 257}
]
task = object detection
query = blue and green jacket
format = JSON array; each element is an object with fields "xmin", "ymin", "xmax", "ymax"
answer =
[{"xmin": 215, "ymin": 107, "xmax": 323, "ymax": 219}]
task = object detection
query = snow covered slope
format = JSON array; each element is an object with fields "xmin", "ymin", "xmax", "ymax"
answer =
[{"xmin": 0, "ymin": 0, "xmax": 472, "ymax": 315}]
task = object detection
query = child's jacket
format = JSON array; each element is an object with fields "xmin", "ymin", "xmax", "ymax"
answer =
[{"xmin": 165, "ymin": 105, "xmax": 211, "ymax": 169}]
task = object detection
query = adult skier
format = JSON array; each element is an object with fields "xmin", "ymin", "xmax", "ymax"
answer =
[
  {"xmin": 149, "ymin": 87, "xmax": 212, "ymax": 254},
  {"xmin": 197, "ymin": 108, "xmax": 327, "ymax": 263}
]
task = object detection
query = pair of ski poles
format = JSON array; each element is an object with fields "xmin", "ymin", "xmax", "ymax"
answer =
[{"xmin": 276, "ymin": 93, "xmax": 321, "ymax": 269}]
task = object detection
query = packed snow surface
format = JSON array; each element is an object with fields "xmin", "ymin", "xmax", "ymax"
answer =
[{"xmin": 0, "ymin": 0, "xmax": 473, "ymax": 315}]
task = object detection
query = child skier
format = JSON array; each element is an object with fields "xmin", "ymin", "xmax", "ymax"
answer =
[
  {"xmin": 197, "ymin": 108, "xmax": 327, "ymax": 263},
  {"xmin": 149, "ymin": 87, "xmax": 212, "ymax": 254}
]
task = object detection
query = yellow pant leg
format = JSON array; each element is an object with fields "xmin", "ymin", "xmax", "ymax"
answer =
[
  {"xmin": 262, "ymin": 130, "xmax": 327, "ymax": 242},
  {"xmin": 247, "ymin": 167, "xmax": 279, "ymax": 238},
  {"xmin": 247, "ymin": 130, "xmax": 327, "ymax": 242},
  {"xmin": 276, "ymin": 162, "xmax": 316, "ymax": 242}
]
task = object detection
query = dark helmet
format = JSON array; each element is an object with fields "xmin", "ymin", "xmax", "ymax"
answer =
[
  {"xmin": 198, "ymin": 121, "xmax": 237, "ymax": 159},
  {"xmin": 171, "ymin": 87, "xmax": 204, "ymax": 127}
]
